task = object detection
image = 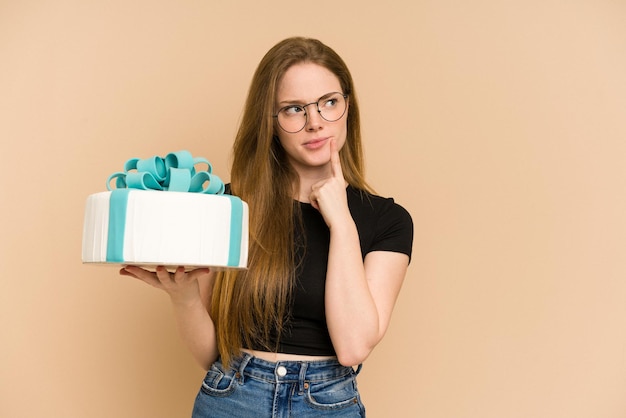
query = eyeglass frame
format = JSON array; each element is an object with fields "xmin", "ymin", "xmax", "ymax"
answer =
[{"xmin": 272, "ymin": 92, "xmax": 349, "ymax": 133}]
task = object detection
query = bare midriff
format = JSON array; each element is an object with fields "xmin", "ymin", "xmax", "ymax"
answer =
[{"xmin": 241, "ymin": 348, "xmax": 336, "ymax": 362}]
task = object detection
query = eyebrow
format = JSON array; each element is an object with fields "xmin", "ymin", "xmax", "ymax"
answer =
[{"xmin": 277, "ymin": 92, "xmax": 338, "ymax": 106}]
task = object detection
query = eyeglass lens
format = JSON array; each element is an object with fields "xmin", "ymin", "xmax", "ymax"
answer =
[{"xmin": 276, "ymin": 92, "xmax": 347, "ymax": 133}]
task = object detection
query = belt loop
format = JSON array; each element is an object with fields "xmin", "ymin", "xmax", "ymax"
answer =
[
  {"xmin": 298, "ymin": 362, "xmax": 309, "ymax": 394},
  {"xmin": 353, "ymin": 363, "xmax": 363, "ymax": 376},
  {"xmin": 236, "ymin": 352, "xmax": 253, "ymax": 384}
]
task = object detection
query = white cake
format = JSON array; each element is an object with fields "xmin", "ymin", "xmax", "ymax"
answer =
[
  {"xmin": 82, "ymin": 189, "xmax": 248, "ymax": 270},
  {"xmin": 83, "ymin": 151, "xmax": 248, "ymax": 270}
]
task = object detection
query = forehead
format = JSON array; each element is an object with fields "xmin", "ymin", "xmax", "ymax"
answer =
[{"xmin": 276, "ymin": 63, "xmax": 342, "ymax": 102}]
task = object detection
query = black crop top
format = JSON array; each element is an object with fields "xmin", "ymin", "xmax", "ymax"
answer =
[{"xmin": 247, "ymin": 186, "xmax": 414, "ymax": 356}]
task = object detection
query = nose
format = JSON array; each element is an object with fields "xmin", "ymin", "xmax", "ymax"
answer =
[{"xmin": 305, "ymin": 105, "xmax": 323, "ymax": 131}]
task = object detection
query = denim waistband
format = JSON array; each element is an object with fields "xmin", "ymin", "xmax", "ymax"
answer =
[{"xmin": 231, "ymin": 352, "xmax": 361, "ymax": 385}]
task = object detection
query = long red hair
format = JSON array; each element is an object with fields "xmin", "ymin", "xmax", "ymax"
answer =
[{"xmin": 211, "ymin": 37, "xmax": 372, "ymax": 366}]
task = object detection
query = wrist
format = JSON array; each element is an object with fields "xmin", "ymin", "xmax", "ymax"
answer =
[
  {"xmin": 169, "ymin": 291, "xmax": 205, "ymax": 309},
  {"xmin": 329, "ymin": 215, "xmax": 357, "ymax": 234}
]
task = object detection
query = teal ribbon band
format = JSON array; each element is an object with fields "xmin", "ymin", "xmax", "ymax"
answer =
[
  {"xmin": 106, "ymin": 189, "xmax": 130, "ymax": 263},
  {"xmin": 104, "ymin": 151, "xmax": 244, "ymax": 266},
  {"xmin": 224, "ymin": 195, "xmax": 244, "ymax": 267}
]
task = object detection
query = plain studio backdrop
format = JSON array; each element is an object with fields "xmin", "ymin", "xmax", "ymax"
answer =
[{"xmin": 1, "ymin": 1, "xmax": 625, "ymax": 417}]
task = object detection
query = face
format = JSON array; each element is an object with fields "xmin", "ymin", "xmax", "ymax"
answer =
[{"xmin": 274, "ymin": 63, "xmax": 348, "ymax": 175}]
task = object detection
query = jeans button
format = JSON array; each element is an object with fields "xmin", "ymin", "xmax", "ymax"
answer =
[{"xmin": 276, "ymin": 366, "xmax": 287, "ymax": 377}]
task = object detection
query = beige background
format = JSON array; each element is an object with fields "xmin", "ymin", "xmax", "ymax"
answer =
[{"xmin": 1, "ymin": 1, "xmax": 625, "ymax": 417}]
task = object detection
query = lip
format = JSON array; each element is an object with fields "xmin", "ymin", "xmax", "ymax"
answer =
[{"xmin": 302, "ymin": 137, "xmax": 328, "ymax": 150}]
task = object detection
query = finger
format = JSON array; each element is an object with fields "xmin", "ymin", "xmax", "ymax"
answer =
[
  {"xmin": 310, "ymin": 197, "xmax": 320, "ymax": 211},
  {"xmin": 120, "ymin": 266, "xmax": 161, "ymax": 287},
  {"xmin": 308, "ymin": 182, "xmax": 321, "ymax": 211},
  {"xmin": 330, "ymin": 139, "xmax": 344, "ymax": 179},
  {"xmin": 119, "ymin": 267, "xmax": 137, "ymax": 278},
  {"xmin": 187, "ymin": 267, "xmax": 211, "ymax": 281},
  {"xmin": 121, "ymin": 265, "xmax": 154, "ymax": 278},
  {"xmin": 155, "ymin": 265, "xmax": 174, "ymax": 283},
  {"xmin": 172, "ymin": 266, "xmax": 187, "ymax": 282}
]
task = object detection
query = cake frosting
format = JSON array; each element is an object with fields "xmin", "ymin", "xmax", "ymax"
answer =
[{"xmin": 82, "ymin": 151, "xmax": 248, "ymax": 270}]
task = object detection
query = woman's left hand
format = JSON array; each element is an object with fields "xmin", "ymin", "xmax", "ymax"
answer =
[{"xmin": 309, "ymin": 139, "xmax": 351, "ymax": 229}]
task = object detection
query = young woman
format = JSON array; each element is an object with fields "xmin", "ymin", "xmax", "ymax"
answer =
[{"xmin": 121, "ymin": 36, "xmax": 413, "ymax": 417}]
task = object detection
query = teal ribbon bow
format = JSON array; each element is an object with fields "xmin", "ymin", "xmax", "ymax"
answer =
[{"xmin": 106, "ymin": 150, "xmax": 225, "ymax": 194}]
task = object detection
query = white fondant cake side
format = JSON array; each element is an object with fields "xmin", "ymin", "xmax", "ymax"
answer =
[
  {"xmin": 82, "ymin": 192, "xmax": 111, "ymax": 263},
  {"xmin": 82, "ymin": 190, "xmax": 248, "ymax": 269}
]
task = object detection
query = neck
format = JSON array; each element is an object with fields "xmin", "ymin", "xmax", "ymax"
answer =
[{"xmin": 292, "ymin": 165, "xmax": 332, "ymax": 203}]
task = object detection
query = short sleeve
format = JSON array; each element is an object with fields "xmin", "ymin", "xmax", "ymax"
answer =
[{"xmin": 370, "ymin": 200, "xmax": 414, "ymax": 262}]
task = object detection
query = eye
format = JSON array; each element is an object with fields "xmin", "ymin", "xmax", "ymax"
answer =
[
  {"xmin": 281, "ymin": 105, "xmax": 305, "ymax": 117},
  {"xmin": 322, "ymin": 98, "xmax": 338, "ymax": 109}
]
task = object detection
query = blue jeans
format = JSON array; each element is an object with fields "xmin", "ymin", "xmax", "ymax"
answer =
[{"xmin": 192, "ymin": 353, "xmax": 366, "ymax": 417}]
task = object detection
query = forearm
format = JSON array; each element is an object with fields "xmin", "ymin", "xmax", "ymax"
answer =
[
  {"xmin": 170, "ymin": 297, "xmax": 219, "ymax": 371},
  {"xmin": 325, "ymin": 219, "xmax": 380, "ymax": 366},
  {"xmin": 120, "ymin": 266, "xmax": 218, "ymax": 370},
  {"xmin": 172, "ymin": 299, "xmax": 218, "ymax": 370}
]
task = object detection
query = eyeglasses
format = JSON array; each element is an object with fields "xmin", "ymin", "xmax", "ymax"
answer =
[{"xmin": 273, "ymin": 92, "xmax": 348, "ymax": 133}]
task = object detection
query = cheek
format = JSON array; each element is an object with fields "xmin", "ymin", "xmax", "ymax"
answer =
[{"xmin": 336, "ymin": 122, "xmax": 348, "ymax": 148}]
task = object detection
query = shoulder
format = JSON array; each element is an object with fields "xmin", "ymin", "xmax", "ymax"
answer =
[
  {"xmin": 347, "ymin": 186, "xmax": 412, "ymax": 224},
  {"xmin": 347, "ymin": 186, "xmax": 414, "ymax": 261}
]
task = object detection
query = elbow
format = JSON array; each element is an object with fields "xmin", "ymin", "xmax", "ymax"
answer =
[
  {"xmin": 332, "ymin": 327, "xmax": 384, "ymax": 367},
  {"xmin": 335, "ymin": 345, "xmax": 374, "ymax": 367},
  {"xmin": 198, "ymin": 350, "xmax": 220, "ymax": 372}
]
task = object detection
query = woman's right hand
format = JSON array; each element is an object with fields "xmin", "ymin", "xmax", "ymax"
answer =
[{"xmin": 119, "ymin": 265, "xmax": 212, "ymax": 305}]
